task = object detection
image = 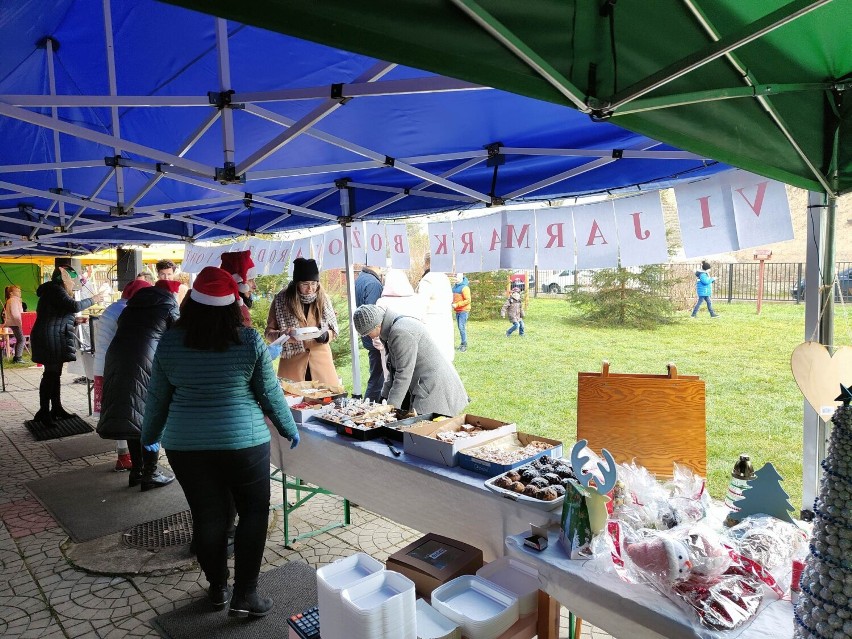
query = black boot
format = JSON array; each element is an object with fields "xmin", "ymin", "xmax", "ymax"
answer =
[
  {"xmin": 33, "ymin": 373, "xmax": 55, "ymax": 427},
  {"xmin": 228, "ymin": 587, "xmax": 273, "ymax": 618},
  {"xmin": 208, "ymin": 583, "xmax": 232, "ymax": 611},
  {"xmin": 140, "ymin": 447, "xmax": 175, "ymax": 491},
  {"xmin": 128, "ymin": 469, "xmax": 143, "ymax": 488},
  {"xmin": 49, "ymin": 372, "xmax": 76, "ymax": 421}
]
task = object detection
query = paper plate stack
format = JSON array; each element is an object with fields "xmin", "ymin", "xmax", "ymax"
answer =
[
  {"xmin": 476, "ymin": 557, "xmax": 540, "ymax": 616},
  {"xmin": 339, "ymin": 570, "xmax": 417, "ymax": 639},
  {"xmin": 431, "ymin": 575, "xmax": 519, "ymax": 639},
  {"xmin": 317, "ymin": 553, "xmax": 384, "ymax": 639},
  {"xmin": 415, "ymin": 598, "xmax": 462, "ymax": 639}
]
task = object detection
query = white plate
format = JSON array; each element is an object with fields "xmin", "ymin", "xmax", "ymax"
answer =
[
  {"xmin": 293, "ymin": 326, "xmax": 323, "ymax": 341},
  {"xmin": 483, "ymin": 474, "xmax": 564, "ymax": 511}
]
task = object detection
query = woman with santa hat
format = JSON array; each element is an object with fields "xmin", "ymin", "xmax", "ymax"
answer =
[
  {"xmin": 220, "ymin": 250, "xmax": 256, "ymax": 328},
  {"xmin": 141, "ymin": 266, "xmax": 298, "ymax": 618},
  {"xmin": 265, "ymin": 257, "xmax": 339, "ymax": 384}
]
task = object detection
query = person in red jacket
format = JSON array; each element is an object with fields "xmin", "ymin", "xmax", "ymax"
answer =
[{"xmin": 451, "ymin": 273, "xmax": 471, "ymax": 352}]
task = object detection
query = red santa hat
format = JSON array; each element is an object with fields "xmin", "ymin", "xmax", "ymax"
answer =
[
  {"xmin": 220, "ymin": 250, "xmax": 256, "ymax": 294},
  {"xmin": 189, "ymin": 266, "xmax": 240, "ymax": 306},
  {"xmin": 154, "ymin": 279, "xmax": 182, "ymax": 294},
  {"xmin": 121, "ymin": 279, "xmax": 152, "ymax": 300}
]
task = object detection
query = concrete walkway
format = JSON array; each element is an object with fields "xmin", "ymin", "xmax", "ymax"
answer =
[{"xmin": 0, "ymin": 364, "xmax": 612, "ymax": 638}]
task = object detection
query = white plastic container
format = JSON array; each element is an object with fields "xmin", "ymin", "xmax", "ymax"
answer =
[
  {"xmin": 416, "ymin": 598, "xmax": 462, "ymax": 639},
  {"xmin": 340, "ymin": 570, "xmax": 417, "ymax": 639},
  {"xmin": 476, "ymin": 557, "xmax": 540, "ymax": 616},
  {"xmin": 431, "ymin": 575, "xmax": 519, "ymax": 639},
  {"xmin": 317, "ymin": 553, "xmax": 385, "ymax": 639}
]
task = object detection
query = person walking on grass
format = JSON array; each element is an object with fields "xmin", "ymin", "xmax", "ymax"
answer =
[
  {"xmin": 692, "ymin": 260, "xmax": 719, "ymax": 318},
  {"xmin": 451, "ymin": 272, "xmax": 471, "ymax": 352},
  {"xmin": 501, "ymin": 285, "xmax": 526, "ymax": 336}
]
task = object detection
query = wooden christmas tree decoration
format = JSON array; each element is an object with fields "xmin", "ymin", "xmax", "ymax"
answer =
[
  {"xmin": 794, "ymin": 384, "xmax": 852, "ymax": 639},
  {"xmin": 726, "ymin": 462, "xmax": 796, "ymax": 525}
]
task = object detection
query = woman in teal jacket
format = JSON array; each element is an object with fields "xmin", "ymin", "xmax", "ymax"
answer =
[{"xmin": 141, "ymin": 267, "xmax": 299, "ymax": 618}]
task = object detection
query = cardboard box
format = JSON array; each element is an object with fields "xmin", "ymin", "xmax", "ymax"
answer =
[
  {"xmin": 457, "ymin": 432, "xmax": 563, "ymax": 476},
  {"xmin": 401, "ymin": 414, "xmax": 516, "ymax": 467},
  {"xmin": 386, "ymin": 533, "xmax": 483, "ymax": 599}
]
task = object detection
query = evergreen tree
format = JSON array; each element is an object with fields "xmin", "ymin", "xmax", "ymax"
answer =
[
  {"xmin": 794, "ymin": 386, "xmax": 852, "ymax": 639},
  {"xmin": 726, "ymin": 463, "xmax": 795, "ymax": 525},
  {"xmin": 568, "ymin": 265, "xmax": 676, "ymax": 329}
]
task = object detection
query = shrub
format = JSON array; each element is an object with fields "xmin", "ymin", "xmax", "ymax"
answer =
[
  {"xmin": 467, "ymin": 271, "xmax": 511, "ymax": 320},
  {"xmin": 568, "ymin": 265, "xmax": 676, "ymax": 329}
]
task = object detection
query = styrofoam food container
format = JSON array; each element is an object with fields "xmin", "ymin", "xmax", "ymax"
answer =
[
  {"xmin": 318, "ymin": 553, "xmax": 385, "ymax": 639},
  {"xmin": 476, "ymin": 557, "xmax": 539, "ymax": 616},
  {"xmin": 340, "ymin": 571, "xmax": 416, "ymax": 639},
  {"xmin": 341, "ymin": 570, "xmax": 415, "ymax": 612},
  {"xmin": 293, "ymin": 326, "xmax": 323, "ymax": 340},
  {"xmin": 416, "ymin": 598, "xmax": 461, "ymax": 639},
  {"xmin": 431, "ymin": 575, "xmax": 519, "ymax": 639}
]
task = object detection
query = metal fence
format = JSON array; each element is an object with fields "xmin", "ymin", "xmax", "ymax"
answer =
[{"xmin": 517, "ymin": 262, "xmax": 852, "ymax": 302}]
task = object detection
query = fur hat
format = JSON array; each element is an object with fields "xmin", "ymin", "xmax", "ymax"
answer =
[
  {"xmin": 220, "ymin": 250, "xmax": 256, "ymax": 294},
  {"xmin": 701, "ymin": 260, "xmax": 711, "ymax": 271},
  {"xmin": 353, "ymin": 304, "xmax": 386, "ymax": 336},
  {"xmin": 189, "ymin": 266, "xmax": 240, "ymax": 306},
  {"xmin": 121, "ymin": 279, "xmax": 152, "ymax": 300},
  {"xmin": 154, "ymin": 279, "xmax": 181, "ymax": 294},
  {"xmin": 292, "ymin": 257, "xmax": 319, "ymax": 282}
]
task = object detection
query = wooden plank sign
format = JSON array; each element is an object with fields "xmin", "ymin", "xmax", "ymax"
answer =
[{"xmin": 576, "ymin": 361, "xmax": 706, "ymax": 478}]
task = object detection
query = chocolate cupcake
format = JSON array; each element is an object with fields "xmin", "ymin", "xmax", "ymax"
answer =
[
  {"xmin": 506, "ymin": 470, "xmax": 521, "ymax": 483},
  {"xmin": 554, "ymin": 465, "xmax": 576, "ymax": 480},
  {"xmin": 543, "ymin": 472, "xmax": 561, "ymax": 485},
  {"xmin": 494, "ymin": 475, "xmax": 513, "ymax": 489},
  {"xmin": 551, "ymin": 484, "xmax": 566, "ymax": 497},
  {"xmin": 511, "ymin": 481, "xmax": 526, "ymax": 493},
  {"xmin": 529, "ymin": 477, "xmax": 549, "ymax": 489},
  {"xmin": 520, "ymin": 468, "xmax": 541, "ymax": 483},
  {"xmin": 523, "ymin": 485, "xmax": 540, "ymax": 498}
]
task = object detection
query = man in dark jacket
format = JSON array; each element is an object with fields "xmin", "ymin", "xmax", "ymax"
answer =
[
  {"xmin": 354, "ymin": 264, "xmax": 384, "ymax": 400},
  {"xmin": 31, "ymin": 267, "xmax": 101, "ymax": 426},
  {"xmin": 97, "ymin": 283, "xmax": 179, "ymax": 491}
]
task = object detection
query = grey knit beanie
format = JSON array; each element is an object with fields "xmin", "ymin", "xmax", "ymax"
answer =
[{"xmin": 353, "ymin": 304, "xmax": 386, "ymax": 336}]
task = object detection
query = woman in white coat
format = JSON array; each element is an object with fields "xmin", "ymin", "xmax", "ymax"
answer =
[
  {"xmin": 375, "ymin": 269, "xmax": 426, "ymax": 378},
  {"xmin": 415, "ymin": 254, "xmax": 455, "ymax": 364}
]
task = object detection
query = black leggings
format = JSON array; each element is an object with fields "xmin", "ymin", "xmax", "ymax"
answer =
[{"xmin": 166, "ymin": 443, "xmax": 270, "ymax": 590}]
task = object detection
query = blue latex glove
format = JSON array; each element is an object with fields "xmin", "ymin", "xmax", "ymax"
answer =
[
  {"xmin": 143, "ymin": 442, "xmax": 160, "ymax": 453},
  {"xmin": 267, "ymin": 343, "xmax": 283, "ymax": 360},
  {"xmin": 289, "ymin": 432, "xmax": 300, "ymax": 449}
]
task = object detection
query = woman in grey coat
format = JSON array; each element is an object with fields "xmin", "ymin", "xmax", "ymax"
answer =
[{"xmin": 353, "ymin": 305, "xmax": 468, "ymax": 416}]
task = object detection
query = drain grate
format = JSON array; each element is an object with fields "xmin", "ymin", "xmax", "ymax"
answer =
[{"xmin": 123, "ymin": 509, "xmax": 193, "ymax": 549}]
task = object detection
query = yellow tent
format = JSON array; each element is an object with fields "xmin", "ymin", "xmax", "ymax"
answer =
[{"xmin": 0, "ymin": 245, "xmax": 184, "ymax": 267}]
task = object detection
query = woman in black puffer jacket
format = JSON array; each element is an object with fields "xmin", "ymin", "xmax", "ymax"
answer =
[
  {"xmin": 97, "ymin": 281, "xmax": 180, "ymax": 491},
  {"xmin": 31, "ymin": 267, "xmax": 101, "ymax": 426}
]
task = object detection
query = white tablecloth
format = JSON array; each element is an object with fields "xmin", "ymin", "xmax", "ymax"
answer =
[
  {"xmin": 269, "ymin": 419, "xmax": 557, "ymax": 560},
  {"xmin": 505, "ymin": 531, "xmax": 794, "ymax": 639}
]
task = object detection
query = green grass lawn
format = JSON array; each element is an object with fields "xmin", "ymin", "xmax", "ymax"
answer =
[{"xmin": 339, "ymin": 299, "xmax": 810, "ymax": 508}]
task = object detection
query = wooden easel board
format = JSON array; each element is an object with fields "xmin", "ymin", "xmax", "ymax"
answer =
[{"xmin": 576, "ymin": 363, "xmax": 706, "ymax": 477}]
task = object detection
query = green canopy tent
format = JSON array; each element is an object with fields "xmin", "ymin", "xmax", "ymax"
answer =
[{"xmin": 164, "ymin": 0, "xmax": 851, "ymax": 512}]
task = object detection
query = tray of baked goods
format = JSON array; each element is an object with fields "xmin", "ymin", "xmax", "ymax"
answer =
[
  {"xmin": 458, "ymin": 432, "xmax": 563, "ymax": 476},
  {"xmin": 382, "ymin": 413, "xmax": 452, "ymax": 442},
  {"xmin": 484, "ymin": 456, "xmax": 576, "ymax": 510},
  {"xmin": 311, "ymin": 398, "xmax": 401, "ymax": 440},
  {"xmin": 280, "ymin": 379, "xmax": 346, "ymax": 401}
]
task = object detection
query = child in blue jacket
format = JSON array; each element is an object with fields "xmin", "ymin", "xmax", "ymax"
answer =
[{"xmin": 692, "ymin": 260, "xmax": 719, "ymax": 318}]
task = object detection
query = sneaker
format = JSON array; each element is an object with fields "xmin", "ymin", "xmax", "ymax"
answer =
[
  {"xmin": 12, "ymin": 357, "xmax": 24, "ymax": 364},
  {"xmin": 458, "ymin": 344, "xmax": 467, "ymax": 352},
  {"xmin": 114, "ymin": 453, "xmax": 132, "ymax": 472},
  {"xmin": 711, "ymin": 314, "xmax": 720, "ymax": 318}
]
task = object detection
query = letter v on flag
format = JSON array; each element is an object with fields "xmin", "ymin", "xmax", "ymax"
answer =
[{"xmin": 727, "ymin": 170, "xmax": 793, "ymax": 249}]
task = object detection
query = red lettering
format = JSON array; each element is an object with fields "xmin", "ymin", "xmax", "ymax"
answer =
[
  {"xmin": 352, "ymin": 227, "xmax": 362, "ymax": 248},
  {"xmin": 698, "ymin": 196, "xmax": 714, "ymax": 229},
  {"xmin": 433, "ymin": 234, "xmax": 448, "ymax": 255},
  {"xmin": 505, "ymin": 224, "xmax": 531, "ymax": 248},
  {"xmin": 630, "ymin": 212, "xmax": 650, "ymax": 240},
  {"xmin": 489, "ymin": 228, "xmax": 501, "ymax": 251},
  {"xmin": 586, "ymin": 220, "xmax": 608, "ymax": 246},
  {"xmin": 369, "ymin": 233, "xmax": 383, "ymax": 252},
  {"xmin": 392, "ymin": 234, "xmax": 404, "ymax": 253},
  {"xmin": 734, "ymin": 181, "xmax": 769, "ymax": 217},
  {"xmin": 329, "ymin": 239, "xmax": 342, "ymax": 255},
  {"xmin": 545, "ymin": 223, "xmax": 564, "ymax": 249},
  {"xmin": 460, "ymin": 232, "xmax": 474, "ymax": 254},
  {"xmin": 256, "ymin": 248, "xmax": 266, "ymax": 262},
  {"xmin": 294, "ymin": 246, "xmax": 305, "ymax": 259},
  {"xmin": 277, "ymin": 250, "xmax": 289, "ymax": 263},
  {"xmin": 268, "ymin": 250, "xmax": 277, "ymax": 264}
]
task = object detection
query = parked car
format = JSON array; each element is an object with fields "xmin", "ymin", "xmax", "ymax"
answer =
[
  {"xmin": 791, "ymin": 268, "xmax": 852, "ymax": 301},
  {"xmin": 539, "ymin": 270, "xmax": 573, "ymax": 294}
]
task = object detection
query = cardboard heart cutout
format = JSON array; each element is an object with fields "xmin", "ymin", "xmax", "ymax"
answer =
[{"xmin": 790, "ymin": 342, "xmax": 852, "ymax": 421}]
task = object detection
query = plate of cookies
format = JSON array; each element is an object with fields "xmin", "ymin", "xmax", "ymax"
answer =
[{"xmin": 484, "ymin": 456, "xmax": 577, "ymax": 510}]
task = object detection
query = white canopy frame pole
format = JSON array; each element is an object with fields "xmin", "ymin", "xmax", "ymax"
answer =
[
  {"xmin": 215, "ymin": 18, "xmax": 236, "ymax": 169},
  {"xmin": 800, "ymin": 190, "xmax": 834, "ymax": 517},
  {"xmin": 339, "ymin": 185, "xmax": 362, "ymax": 397},
  {"xmin": 44, "ymin": 38, "xmax": 67, "ymax": 226},
  {"xmin": 102, "ymin": 0, "xmax": 125, "ymax": 210}
]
